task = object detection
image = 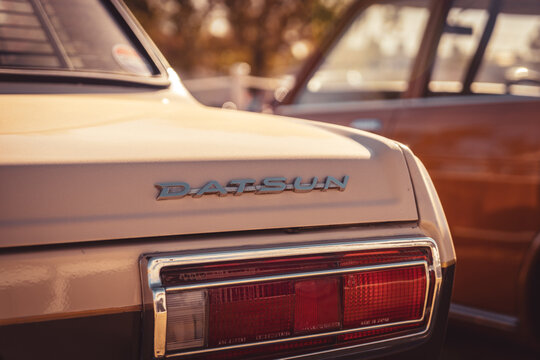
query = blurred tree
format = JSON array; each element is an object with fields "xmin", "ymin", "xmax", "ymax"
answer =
[{"xmin": 125, "ymin": 0, "xmax": 349, "ymax": 78}]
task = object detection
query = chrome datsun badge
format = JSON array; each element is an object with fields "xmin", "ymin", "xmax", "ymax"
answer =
[{"xmin": 155, "ymin": 176, "xmax": 349, "ymax": 200}]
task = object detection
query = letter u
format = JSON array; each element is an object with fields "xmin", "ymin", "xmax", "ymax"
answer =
[{"xmin": 293, "ymin": 177, "xmax": 318, "ymax": 193}]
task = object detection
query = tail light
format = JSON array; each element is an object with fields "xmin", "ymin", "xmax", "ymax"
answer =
[{"xmin": 143, "ymin": 238, "xmax": 441, "ymax": 359}]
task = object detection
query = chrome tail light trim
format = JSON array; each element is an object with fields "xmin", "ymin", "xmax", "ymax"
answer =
[{"xmin": 141, "ymin": 237, "xmax": 442, "ymax": 359}]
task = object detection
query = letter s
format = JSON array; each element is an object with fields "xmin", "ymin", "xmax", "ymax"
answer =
[{"xmin": 257, "ymin": 177, "xmax": 287, "ymax": 194}]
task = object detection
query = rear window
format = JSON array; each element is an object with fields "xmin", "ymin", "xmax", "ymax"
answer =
[{"xmin": 0, "ymin": 0, "xmax": 154, "ymax": 76}]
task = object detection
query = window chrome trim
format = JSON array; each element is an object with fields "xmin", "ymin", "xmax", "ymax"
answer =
[
  {"xmin": 142, "ymin": 237, "xmax": 442, "ymax": 359},
  {"xmin": 110, "ymin": 0, "xmax": 170, "ymax": 80}
]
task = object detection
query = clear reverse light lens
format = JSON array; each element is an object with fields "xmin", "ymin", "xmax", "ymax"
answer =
[{"xmin": 166, "ymin": 290, "xmax": 207, "ymax": 351}]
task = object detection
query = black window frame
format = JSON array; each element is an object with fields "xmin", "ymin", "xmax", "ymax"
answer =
[{"xmin": 422, "ymin": 0, "xmax": 503, "ymax": 98}]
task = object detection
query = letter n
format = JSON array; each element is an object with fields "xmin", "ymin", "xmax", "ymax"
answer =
[{"xmin": 323, "ymin": 176, "xmax": 349, "ymax": 191}]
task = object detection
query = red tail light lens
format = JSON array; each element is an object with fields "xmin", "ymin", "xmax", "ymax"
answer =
[
  {"xmin": 149, "ymin": 241, "xmax": 440, "ymax": 359},
  {"xmin": 294, "ymin": 277, "xmax": 341, "ymax": 334},
  {"xmin": 343, "ymin": 266, "xmax": 427, "ymax": 328},
  {"xmin": 208, "ymin": 281, "xmax": 295, "ymax": 347}
]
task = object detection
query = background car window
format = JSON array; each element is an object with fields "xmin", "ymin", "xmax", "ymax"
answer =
[
  {"xmin": 297, "ymin": 0, "xmax": 430, "ymax": 104},
  {"xmin": 472, "ymin": 1, "xmax": 540, "ymax": 97},
  {"xmin": 429, "ymin": 0, "xmax": 540, "ymax": 97},
  {"xmin": 0, "ymin": 0, "xmax": 154, "ymax": 76},
  {"xmin": 429, "ymin": 0, "xmax": 489, "ymax": 93}
]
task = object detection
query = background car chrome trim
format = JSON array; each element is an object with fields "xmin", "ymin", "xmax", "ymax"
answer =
[
  {"xmin": 143, "ymin": 237, "xmax": 442, "ymax": 359},
  {"xmin": 277, "ymin": 94, "xmax": 535, "ymax": 115},
  {"xmin": 350, "ymin": 118, "xmax": 382, "ymax": 131},
  {"xmin": 449, "ymin": 303, "xmax": 518, "ymax": 332}
]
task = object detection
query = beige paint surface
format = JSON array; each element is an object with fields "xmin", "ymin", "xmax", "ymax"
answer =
[
  {"xmin": 0, "ymin": 94, "xmax": 418, "ymax": 247},
  {"xmin": 0, "ymin": 224, "xmax": 428, "ymax": 324},
  {"xmin": 0, "ymin": 92, "xmax": 456, "ymax": 325}
]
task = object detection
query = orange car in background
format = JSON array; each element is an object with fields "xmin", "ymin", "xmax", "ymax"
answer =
[{"xmin": 277, "ymin": 0, "xmax": 540, "ymax": 347}]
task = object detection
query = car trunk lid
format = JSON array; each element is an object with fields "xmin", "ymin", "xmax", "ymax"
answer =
[{"xmin": 0, "ymin": 94, "xmax": 418, "ymax": 247}]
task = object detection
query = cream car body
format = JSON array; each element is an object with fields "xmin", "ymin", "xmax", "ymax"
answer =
[{"xmin": 0, "ymin": 1, "xmax": 455, "ymax": 359}]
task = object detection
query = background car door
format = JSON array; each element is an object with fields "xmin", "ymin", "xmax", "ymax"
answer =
[
  {"xmin": 276, "ymin": 0, "xmax": 433, "ymax": 136},
  {"xmin": 389, "ymin": 0, "xmax": 540, "ymax": 328},
  {"xmin": 281, "ymin": 0, "xmax": 540, "ymax": 332}
]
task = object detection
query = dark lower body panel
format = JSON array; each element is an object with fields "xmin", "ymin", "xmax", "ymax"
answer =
[{"xmin": 0, "ymin": 311, "xmax": 141, "ymax": 360}]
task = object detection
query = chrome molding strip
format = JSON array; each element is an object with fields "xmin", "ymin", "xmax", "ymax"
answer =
[
  {"xmin": 144, "ymin": 237, "xmax": 442, "ymax": 359},
  {"xmin": 170, "ymin": 316, "xmax": 425, "ymax": 358},
  {"xmin": 165, "ymin": 260, "xmax": 427, "ymax": 292},
  {"xmin": 278, "ymin": 93, "xmax": 533, "ymax": 116},
  {"xmin": 152, "ymin": 290, "xmax": 167, "ymax": 357}
]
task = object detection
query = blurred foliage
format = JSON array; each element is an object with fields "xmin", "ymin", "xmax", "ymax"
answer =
[{"xmin": 125, "ymin": 0, "xmax": 349, "ymax": 78}]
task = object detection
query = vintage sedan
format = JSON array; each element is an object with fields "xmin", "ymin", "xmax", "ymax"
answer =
[
  {"xmin": 0, "ymin": 0, "xmax": 455, "ymax": 359},
  {"xmin": 276, "ymin": 0, "xmax": 540, "ymax": 348}
]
